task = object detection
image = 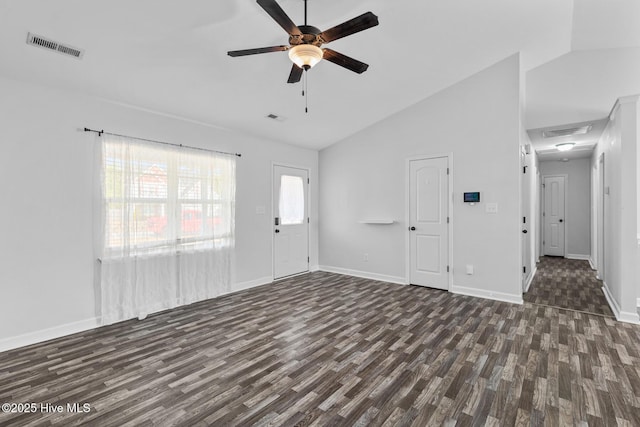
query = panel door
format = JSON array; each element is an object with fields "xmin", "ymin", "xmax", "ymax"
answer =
[
  {"xmin": 273, "ymin": 165, "xmax": 309, "ymax": 279},
  {"xmin": 521, "ymin": 147, "xmax": 530, "ymax": 289},
  {"xmin": 409, "ymin": 157, "xmax": 449, "ymax": 289},
  {"xmin": 543, "ymin": 176, "xmax": 565, "ymax": 256}
]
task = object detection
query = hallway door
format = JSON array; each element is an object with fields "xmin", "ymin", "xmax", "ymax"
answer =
[
  {"xmin": 521, "ymin": 147, "xmax": 529, "ymax": 290},
  {"xmin": 408, "ymin": 156, "xmax": 449, "ymax": 290},
  {"xmin": 543, "ymin": 176, "xmax": 566, "ymax": 256}
]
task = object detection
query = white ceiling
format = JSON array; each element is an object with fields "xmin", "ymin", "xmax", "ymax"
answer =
[{"xmin": 0, "ymin": 1, "xmax": 638, "ymax": 150}]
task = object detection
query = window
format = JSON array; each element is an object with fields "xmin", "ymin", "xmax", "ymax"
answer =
[
  {"xmin": 102, "ymin": 137, "xmax": 235, "ymax": 258},
  {"xmin": 278, "ymin": 175, "xmax": 305, "ymax": 225}
]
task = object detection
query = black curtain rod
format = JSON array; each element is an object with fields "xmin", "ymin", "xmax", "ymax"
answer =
[{"xmin": 83, "ymin": 128, "xmax": 241, "ymax": 157}]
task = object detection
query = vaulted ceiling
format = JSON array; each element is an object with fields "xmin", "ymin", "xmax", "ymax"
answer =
[{"xmin": 0, "ymin": 0, "xmax": 638, "ymax": 150}]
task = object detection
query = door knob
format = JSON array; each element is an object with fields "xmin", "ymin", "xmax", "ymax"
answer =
[
  {"xmin": 559, "ymin": 219, "xmax": 564, "ymax": 223},
  {"xmin": 275, "ymin": 229, "xmax": 280, "ymax": 233},
  {"xmin": 522, "ymin": 229, "xmax": 528, "ymax": 234},
  {"xmin": 409, "ymin": 226, "xmax": 416, "ymax": 231}
]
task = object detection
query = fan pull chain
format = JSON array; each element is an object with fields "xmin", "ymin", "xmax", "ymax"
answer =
[{"xmin": 305, "ymin": 70, "xmax": 309, "ymax": 113}]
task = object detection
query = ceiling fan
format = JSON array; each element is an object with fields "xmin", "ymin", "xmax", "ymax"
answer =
[{"xmin": 227, "ymin": 0, "xmax": 379, "ymax": 84}]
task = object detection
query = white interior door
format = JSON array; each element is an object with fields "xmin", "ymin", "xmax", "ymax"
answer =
[
  {"xmin": 273, "ymin": 165, "xmax": 309, "ymax": 279},
  {"xmin": 409, "ymin": 157, "xmax": 449, "ymax": 289},
  {"xmin": 543, "ymin": 176, "xmax": 566, "ymax": 256},
  {"xmin": 521, "ymin": 147, "xmax": 529, "ymax": 289}
]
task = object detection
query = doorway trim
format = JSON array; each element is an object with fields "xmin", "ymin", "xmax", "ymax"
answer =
[
  {"xmin": 404, "ymin": 152, "xmax": 454, "ymax": 289},
  {"xmin": 541, "ymin": 173, "xmax": 568, "ymax": 257},
  {"xmin": 271, "ymin": 162, "xmax": 311, "ymax": 281},
  {"xmin": 596, "ymin": 153, "xmax": 605, "ymax": 280}
]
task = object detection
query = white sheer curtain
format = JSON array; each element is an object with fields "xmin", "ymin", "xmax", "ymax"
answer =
[{"xmin": 97, "ymin": 134, "xmax": 235, "ymax": 325}]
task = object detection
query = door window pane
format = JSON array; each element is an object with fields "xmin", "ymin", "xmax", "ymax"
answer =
[{"xmin": 279, "ymin": 175, "xmax": 304, "ymax": 225}]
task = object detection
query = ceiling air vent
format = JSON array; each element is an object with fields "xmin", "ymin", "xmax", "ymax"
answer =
[
  {"xmin": 26, "ymin": 32, "xmax": 84, "ymax": 59},
  {"xmin": 543, "ymin": 124, "xmax": 592, "ymax": 138},
  {"xmin": 265, "ymin": 113, "xmax": 286, "ymax": 122}
]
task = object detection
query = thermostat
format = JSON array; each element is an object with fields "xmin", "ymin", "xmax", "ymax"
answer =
[{"xmin": 463, "ymin": 192, "xmax": 480, "ymax": 203}]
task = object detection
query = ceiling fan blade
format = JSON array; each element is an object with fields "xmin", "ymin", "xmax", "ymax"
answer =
[
  {"xmin": 323, "ymin": 49, "xmax": 369, "ymax": 74},
  {"xmin": 287, "ymin": 64, "xmax": 303, "ymax": 83},
  {"xmin": 319, "ymin": 12, "xmax": 379, "ymax": 43},
  {"xmin": 256, "ymin": 0, "xmax": 302, "ymax": 36},
  {"xmin": 227, "ymin": 45, "xmax": 289, "ymax": 57}
]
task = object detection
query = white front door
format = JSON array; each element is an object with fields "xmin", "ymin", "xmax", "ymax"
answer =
[
  {"xmin": 273, "ymin": 165, "xmax": 309, "ymax": 279},
  {"xmin": 409, "ymin": 156, "xmax": 449, "ymax": 290},
  {"xmin": 543, "ymin": 176, "xmax": 565, "ymax": 256}
]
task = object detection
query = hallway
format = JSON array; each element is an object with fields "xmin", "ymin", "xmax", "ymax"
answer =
[{"xmin": 524, "ymin": 256, "xmax": 614, "ymax": 317}]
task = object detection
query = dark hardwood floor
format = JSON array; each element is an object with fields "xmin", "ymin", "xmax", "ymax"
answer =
[
  {"xmin": 524, "ymin": 256, "xmax": 615, "ymax": 317},
  {"xmin": 1, "ymin": 271, "xmax": 640, "ymax": 426}
]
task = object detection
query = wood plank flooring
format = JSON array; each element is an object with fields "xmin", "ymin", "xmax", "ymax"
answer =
[
  {"xmin": 524, "ymin": 256, "xmax": 614, "ymax": 317},
  {"xmin": 1, "ymin": 272, "xmax": 640, "ymax": 426}
]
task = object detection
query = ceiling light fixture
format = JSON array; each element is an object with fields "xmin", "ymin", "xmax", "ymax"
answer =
[
  {"xmin": 288, "ymin": 45, "xmax": 323, "ymax": 70},
  {"xmin": 555, "ymin": 142, "xmax": 575, "ymax": 152}
]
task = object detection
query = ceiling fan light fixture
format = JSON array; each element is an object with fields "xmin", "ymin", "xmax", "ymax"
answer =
[
  {"xmin": 555, "ymin": 142, "xmax": 576, "ymax": 152},
  {"xmin": 288, "ymin": 44, "xmax": 323, "ymax": 69}
]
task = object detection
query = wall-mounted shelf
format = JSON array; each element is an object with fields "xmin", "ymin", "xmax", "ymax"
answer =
[{"xmin": 358, "ymin": 220, "xmax": 394, "ymax": 224}]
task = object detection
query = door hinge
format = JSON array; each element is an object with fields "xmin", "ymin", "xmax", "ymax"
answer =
[
  {"xmin": 542, "ymin": 212, "xmax": 545, "ymax": 217},
  {"xmin": 446, "ymin": 167, "xmax": 450, "ymax": 175},
  {"xmin": 307, "ymin": 178, "xmax": 309, "ymax": 184},
  {"xmin": 308, "ymin": 256, "xmax": 310, "ymax": 263},
  {"xmin": 523, "ymin": 266, "xmax": 526, "ymax": 273},
  {"xmin": 523, "ymin": 166, "xmax": 527, "ymax": 173},
  {"xmin": 447, "ymin": 217, "xmax": 450, "ymax": 224},
  {"xmin": 543, "ymin": 240, "xmax": 545, "ymax": 245},
  {"xmin": 446, "ymin": 265, "xmax": 450, "ymax": 273},
  {"xmin": 307, "ymin": 217, "xmax": 310, "ymax": 223},
  {"xmin": 523, "ymin": 216, "xmax": 526, "ymax": 224}
]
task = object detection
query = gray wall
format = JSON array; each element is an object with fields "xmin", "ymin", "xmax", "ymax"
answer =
[
  {"xmin": 319, "ymin": 54, "xmax": 524, "ymax": 302},
  {"xmin": 539, "ymin": 157, "xmax": 591, "ymax": 257}
]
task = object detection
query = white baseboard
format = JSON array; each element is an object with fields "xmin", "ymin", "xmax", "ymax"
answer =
[
  {"xmin": 318, "ymin": 265, "xmax": 405, "ymax": 285},
  {"xmin": 524, "ymin": 265, "xmax": 537, "ymax": 293},
  {"xmin": 0, "ymin": 317, "xmax": 101, "ymax": 353},
  {"xmin": 450, "ymin": 284, "xmax": 523, "ymax": 305},
  {"xmin": 566, "ymin": 254, "xmax": 590, "ymax": 261},
  {"xmin": 230, "ymin": 276, "xmax": 272, "ymax": 293},
  {"xmin": 637, "ymin": 298, "xmax": 640, "ymax": 308},
  {"xmin": 601, "ymin": 282, "xmax": 640, "ymax": 324},
  {"xmin": 588, "ymin": 258, "xmax": 596, "ymax": 270},
  {"xmin": 310, "ymin": 265, "xmax": 320, "ymax": 272}
]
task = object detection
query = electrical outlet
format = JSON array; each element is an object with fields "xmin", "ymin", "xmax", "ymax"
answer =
[
  {"xmin": 466, "ymin": 265, "xmax": 474, "ymax": 275},
  {"xmin": 486, "ymin": 203, "xmax": 498, "ymax": 214},
  {"xmin": 364, "ymin": 253, "xmax": 369, "ymax": 262}
]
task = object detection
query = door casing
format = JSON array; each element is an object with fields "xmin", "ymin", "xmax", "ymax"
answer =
[
  {"xmin": 272, "ymin": 162, "xmax": 311, "ymax": 280},
  {"xmin": 405, "ymin": 153, "xmax": 453, "ymax": 289}
]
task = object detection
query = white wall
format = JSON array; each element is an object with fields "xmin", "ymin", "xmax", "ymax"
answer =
[
  {"xmin": 591, "ymin": 95, "xmax": 639, "ymax": 323},
  {"xmin": 0, "ymin": 75, "xmax": 319, "ymax": 348},
  {"xmin": 539, "ymin": 157, "xmax": 591, "ymax": 258},
  {"xmin": 319, "ymin": 54, "xmax": 523, "ymax": 303}
]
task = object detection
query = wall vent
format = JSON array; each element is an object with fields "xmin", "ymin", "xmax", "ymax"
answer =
[
  {"xmin": 543, "ymin": 124, "xmax": 592, "ymax": 138},
  {"xmin": 26, "ymin": 32, "xmax": 84, "ymax": 59}
]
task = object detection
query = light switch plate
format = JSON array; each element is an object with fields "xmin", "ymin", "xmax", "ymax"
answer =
[{"xmin": 486, "ymin": 203, "xmax": 498, "ymax": 214}]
